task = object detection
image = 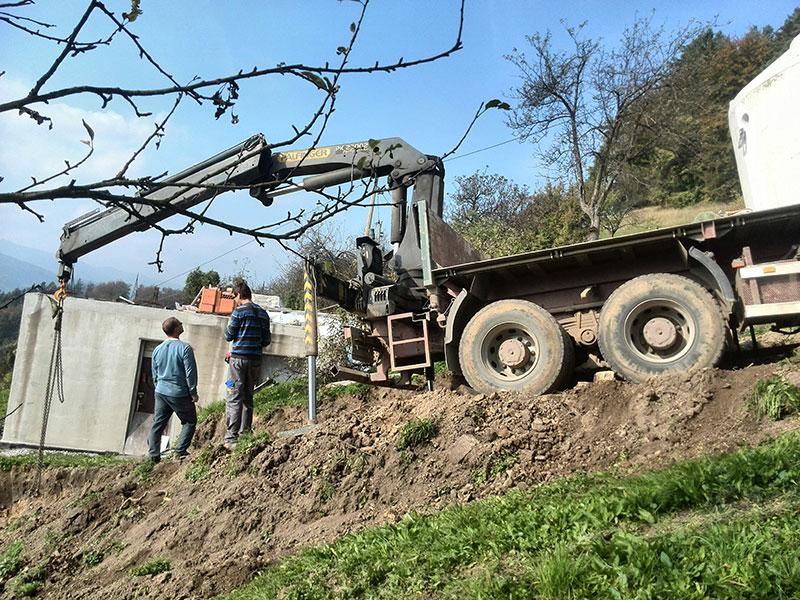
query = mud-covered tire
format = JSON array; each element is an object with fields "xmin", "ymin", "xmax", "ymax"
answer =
[
  {"xmin": 598, "ymin": 273, "xmax": 726, "ymax": 383},
  {"xmin": 458, "ymin": 299, "xmax": 574, "ymax": 395}
]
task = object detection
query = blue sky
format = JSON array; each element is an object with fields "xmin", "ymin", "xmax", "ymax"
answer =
[{"xmin": 1, "ymin": 0, "xmax": 797, "ymax": 289}]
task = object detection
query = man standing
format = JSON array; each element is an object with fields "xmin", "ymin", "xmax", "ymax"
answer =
[
  {"xmin": 148, "ymin": 316, "xmax": 198, "ymax": 462},
  {"xmin": 224, "ymin": 281, "xmax": 271, "ymax": 448}
]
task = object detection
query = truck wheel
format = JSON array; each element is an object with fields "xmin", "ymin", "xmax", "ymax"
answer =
[
  {"xmin": 598, "ymin": 274, "xmax": 726, "ymax": 383},
  {"xmin": 458, "ymin": 299, "xmax": 574, "ymax": 395}
]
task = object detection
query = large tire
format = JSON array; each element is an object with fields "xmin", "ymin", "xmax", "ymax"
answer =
[
  {"xmin": 598, "ymin": 274, "xmax": 726, "ymax": 383},
  {"xmin": 458, "ymin": 299, "xmax": 574, "ymax": 395}
]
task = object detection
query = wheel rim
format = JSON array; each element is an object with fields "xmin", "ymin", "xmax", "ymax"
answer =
[
  {"xmin": 623, "ymin": 298, "xmax": 696, "ymax": 364},
  {"xmin": 480, "ymin": 322, "xmax": 540, "ymax": 381}
]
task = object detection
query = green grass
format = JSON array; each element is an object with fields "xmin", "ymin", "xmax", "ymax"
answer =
[
  {"xmin": 397, "ymin": 418, "xmax": 438, "ymax": 450},
  {"xmin": 197, "ymin": 380, "xmax": 371, "ymax": 424},
  {"xmin": 222, "ymin": 432, "xmax": 800, "ymax": 599},
  {"xmin": 133, "ymin": 459, "xmax": 155, "ymax": 481},
  {"xmin": 226, "ymin": 431, "xmax": 272, "ymax": 478},
  {"xmin": 0, "ymin": 372, "xmax": 10, "ymax": 436},
  {"xmin": 0, "ymin": 453, "xmax": 127, "ymax": 472},
  {"xmin": 185, "ymin": 447, "xmax": 213, "ymax": 482},
  {"xmin": 197, "ymin": 400, "xmax": 225, "ymax": 424},
  {"xmin": 748, "ymin": 375, "xmax": 800, "ymax": 420},
  {"xmin": 0, "ymin": 541, "xmax": 24, "ymax": 586},
  {"xmin": 80, "ymin": 549, "xmax": 104, "ymax": 568},
  {"xmin": 130, "ymin": 558, "xmax": 171, "ymax": 577}
]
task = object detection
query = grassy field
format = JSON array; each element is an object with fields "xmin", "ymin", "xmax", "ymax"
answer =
[
  {"xmin": 611, "ymin": 199, "xmax": 745, "ymax": 238},
  {"xmin": 197, "ymin": 379, "xmax": 370, "ymax": 424},
  {"xmin": 223, "ymin": 432, "xmax": 800, "ymax": 599}
]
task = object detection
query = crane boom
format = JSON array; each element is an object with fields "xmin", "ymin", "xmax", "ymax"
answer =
[{"xmin": 56, "ymin": 135, "xmax": 437, "ymax": 284}]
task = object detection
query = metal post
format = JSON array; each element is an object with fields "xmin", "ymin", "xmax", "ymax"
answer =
[
  {"xmin": 303, "ymin": 262, "xmax": 319, "ymax": 423},
  {"xmin": 308, "ymin": 355, "xmax": 317, "ymax": 423}
]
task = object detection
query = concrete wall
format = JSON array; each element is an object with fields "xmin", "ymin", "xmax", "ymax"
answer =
[{"xmin": 2, "ymin": 294, "xmax": 307, "ymax": 454}]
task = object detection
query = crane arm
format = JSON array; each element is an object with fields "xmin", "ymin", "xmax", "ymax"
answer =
[{"xmin": 56, "ymin": 135, "xmax": 436, "ymax": 284}]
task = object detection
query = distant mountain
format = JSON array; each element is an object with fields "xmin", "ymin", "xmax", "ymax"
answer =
[
  {"xmin": 0, "ymin": 239, "xmax": 152, "ymax": 291},
  {"xmin": 0, "ymin": 253, "xmax": 54, "ymax": 291}
]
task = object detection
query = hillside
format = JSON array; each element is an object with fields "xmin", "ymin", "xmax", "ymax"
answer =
[{"xmin": 1, "ymin": 343, "xmax": 799, "ymax": 598}]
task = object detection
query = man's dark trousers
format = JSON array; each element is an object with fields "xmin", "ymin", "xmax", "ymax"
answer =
[
  {"xmin": 225, "ymin": 355, "xmax": 261, "ymax": 444},
  {"xmin": 148, "ymin": 392, "xmax": 197, "ymax": 460}
]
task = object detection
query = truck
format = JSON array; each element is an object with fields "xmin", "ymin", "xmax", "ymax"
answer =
[{"xmin": 56, "ymin": 37, "xmax": 800, "ymax": 395}]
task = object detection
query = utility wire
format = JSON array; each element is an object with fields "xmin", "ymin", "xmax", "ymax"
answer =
[
  {"xmin": 156, "ymin": 239, "xmax": 256, "ymax": 286},
  {"xmin": 443, "ymin": 137, "xmax": 518, "ymax": 162}
]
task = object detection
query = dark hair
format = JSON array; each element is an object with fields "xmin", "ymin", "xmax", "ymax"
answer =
[
  {"xmin": 162, "ymin": 316, "xmax": 182, "ymax": 337},
  {"xmin": 234, "ymin": 282, "xmax": 252, "ymax": 300}
]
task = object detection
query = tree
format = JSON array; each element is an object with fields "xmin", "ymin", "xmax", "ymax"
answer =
[
  {"xmin": 446, "ymin": 170, "xmax": 584, "ymax": 257},
  {"xmin": 134, "ymin": 285, "xmax": 182, "ymax": 308},
  {"xmin": 264, "ymin": 228, "xmax": 357, "ymax": 310},
  {"xmin": 623, "ymin": 15, "xmax": 794, "ymax": 207},
  {"xmin": 0, "ymin": 1, "xmax": 467, "ymax": 270},
  {"xmin": 181, "ymin": 268, "xmax": 221, "ymax": 304},
  {"xmin": 84, "ymin": 280, "xmax": 130, "ymax": 300},
  {"xmin": 506, "ymin": 17, "xmax": 701, "ymax": 240}
]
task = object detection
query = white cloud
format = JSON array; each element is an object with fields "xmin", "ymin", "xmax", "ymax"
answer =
[{"xmin": 0, "ymin": 77, "xmax": 170, "ymax": 256}]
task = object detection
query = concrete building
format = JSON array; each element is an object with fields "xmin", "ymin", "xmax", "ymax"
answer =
[{"xmin": 1, "ymin": 293, "xmax": 309, "ymax": 455}]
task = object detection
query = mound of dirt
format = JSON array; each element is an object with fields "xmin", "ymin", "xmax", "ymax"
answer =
[{"xmin": 1, "ymin": 361, "xmax": 798, "ymax": 599}]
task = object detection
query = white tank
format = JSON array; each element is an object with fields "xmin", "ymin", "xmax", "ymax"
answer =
[{"xmin": 728, "ymin": 35, "xmax": 800, "ymax": 211}]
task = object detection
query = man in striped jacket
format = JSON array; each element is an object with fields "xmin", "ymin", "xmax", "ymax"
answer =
[{"xmin": 223, "ymin": 281, "xmax": 271, "ymax": 448}]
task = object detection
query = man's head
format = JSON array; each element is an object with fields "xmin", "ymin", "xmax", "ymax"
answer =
[
  {"xmin": 162, "ymin": 316, "xmax": 184, "ymax": 338},
  {"xmin": 233, "ymin": 281, "xmax": 252, "ymax": 302}
]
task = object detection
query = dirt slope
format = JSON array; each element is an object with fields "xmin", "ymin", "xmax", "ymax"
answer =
[{"xmin": 1, "ymin": 360, "xmax": 799, "ymax": 599}]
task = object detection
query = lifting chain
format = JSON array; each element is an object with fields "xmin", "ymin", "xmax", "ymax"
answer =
[{"xmin": 34, "ymin": 283, "xmax": 67, "ymax": 495}]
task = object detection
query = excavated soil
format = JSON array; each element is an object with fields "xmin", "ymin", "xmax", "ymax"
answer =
[{"xmin": 2, "ymin": 357, "xmax": 800, "ymax": 599}]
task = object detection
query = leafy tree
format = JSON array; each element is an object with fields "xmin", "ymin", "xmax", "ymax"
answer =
[
  {"xmin": 446, "ymin": 170, "xmax": 584, "ymax": 257},
  {"xmin": 264, "ymin": 229, "xmax": 357, "ymax": 310},
  {"xmin": 623, "ymin": 9, "xmax": 799, "ymax": 207},
  {"xmin": 84, "ymin": 280, "xmax": 131, "ymax": 301},
  {"xmin": 134, "ymin": 285, "xmax": 183, "ymax": 308},
  {"xmin": 182, "ymin": 269, "xmax": 221, "ymax": 304},
  {"xmin": 506, "ymin": 17, "xmax": 701, "ymax": 239}
]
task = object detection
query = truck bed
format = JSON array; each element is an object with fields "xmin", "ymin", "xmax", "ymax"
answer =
[{"xmin": 433, "ymin": 203, "xmax": 800, "ymax": 284}]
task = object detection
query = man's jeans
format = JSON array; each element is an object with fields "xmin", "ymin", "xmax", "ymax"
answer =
[
  {"xmin": 148, "ymin": 392, "xmax": 197, "ymax": 459},
  {"xmin": 225, "ymin": 356, "xmax": 261, "ymax": 443}
]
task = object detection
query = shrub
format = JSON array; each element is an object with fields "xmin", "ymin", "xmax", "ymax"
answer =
[
  {"xmin": 748, "ymin": 375, "xmax": 800, "ymax": 420},
  {"xmin": 0, "ymin": 541, "xmax": 24, "ymax": 586},
  {"xmin": 397, "ymin": 419, "xmax": 438, "ymax": 450},
  {"xmin": 130, "ymin": 558, "xmax": 171, "ymax": 577}
]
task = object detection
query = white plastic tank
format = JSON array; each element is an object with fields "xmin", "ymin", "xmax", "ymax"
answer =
[{"xmin": 729, "ymin": 34, "xmax": 800, "ymax": 211}]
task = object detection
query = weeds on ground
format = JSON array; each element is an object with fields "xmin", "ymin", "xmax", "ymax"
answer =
[
  {"xmin": 107, "ymin": 540, "xmax": 127, "ymax": 555},
  {"xmin": 197, "ymin": 400, "xmax": 224, "ymax": 424},
  {"xmin": 80, "ymin": 549, "xmax": 104, "ymax": 568},
  {"xmin": 226, "ymin": 432, "xmax": 271, "ymax": 478},
  {"xmin": 397, "ymin": 419, "xmax": 438, "ymax": 450},
  {"xmin": 4, "ymin": 519, "xmax": 23, "ymax": 533},
  {"xmin": 7, "ymin": 565, "xmax": 45, "ymax": 597},
  {"xmin": 197, "ymin": 380, "xmax": 371, "ymax": 425},
  {"xmin": 0, "ymin": 372, "xmax": 11, "ymax": 437},
  {"xmin": 473, "ymin": 451, "xmax": 518, "ymax": 486},
  {"xmin": 130, "ymin": 558, "xmax": 171, "ymax": 577},
  {"xmin": 0, "ymin": 541, "xmax": 24, "ymax": 586},
  {"xmin": 185, "ymin": 447, "xmax": 213, "ymax": 482},
  {"xmin": 133, "ymin": 460, "xmax": 155, "ymax": 481},
  {"xmin": 0, "ymin": 453, "xmax": 126, "ymax": 472},
  {"xmin": 318, "ymin": 481, "xmax": 336, "ymax": 504},
  {"xmin": 222, "ymin": 432, "xmax": 800, "ymax": 599},
  {"xmin": 748, "ymin": 375, "xmax": 800, "ymax": 420}
]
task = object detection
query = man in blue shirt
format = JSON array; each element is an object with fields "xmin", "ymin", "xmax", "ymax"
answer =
[
  {"xmin": 223, "ymin": 282, "xmax": 271, "ymax": 448},
  {"xmin": 148, "ymin": 316, "xmax": 198, "ymax": 462}
]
